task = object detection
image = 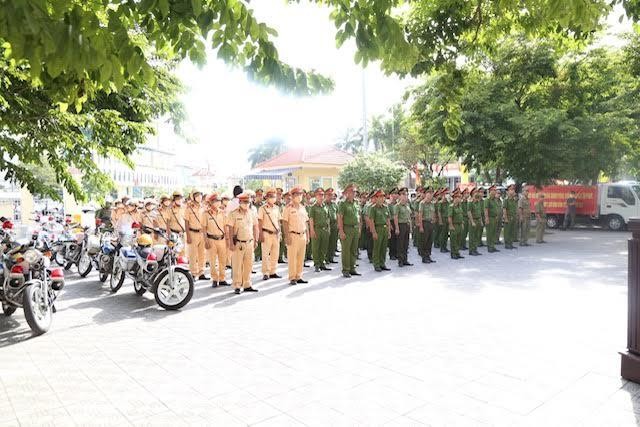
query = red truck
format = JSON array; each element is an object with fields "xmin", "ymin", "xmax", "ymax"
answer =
[{"xmin": 525, "ymin": 182, "xmax": 640, "ymax": 231}]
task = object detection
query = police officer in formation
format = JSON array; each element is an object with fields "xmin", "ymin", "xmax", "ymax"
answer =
[{"xmin": 105, "ymin": 183, "xmax": 548, "ymax": 295}]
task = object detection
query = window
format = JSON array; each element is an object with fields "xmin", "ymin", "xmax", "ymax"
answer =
[
  {"xmin": 608, "ymin": 186, "xmax": 635, "ymax": 205},
  {"xmin": 309, "ymin": 177, "xmax": 322, "ymax": 190}
]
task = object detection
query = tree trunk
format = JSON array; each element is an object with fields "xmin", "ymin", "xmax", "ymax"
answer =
[{"xmin": 495, "ymin": 167, "xmax": 501, "ymax": 184}]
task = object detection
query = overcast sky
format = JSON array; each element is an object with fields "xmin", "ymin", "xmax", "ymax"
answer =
[
  {"xmin": 163, "ymin": 1, "xmax": 632, "ymax": 177},
  {"xmin": 167, "ymin": 0, "xmax": 413, "ymax": 176}
]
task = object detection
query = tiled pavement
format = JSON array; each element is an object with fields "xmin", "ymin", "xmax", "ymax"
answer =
[{"xmin": 0, "ymin": 229, "xmax": 637, "ymax": 426}]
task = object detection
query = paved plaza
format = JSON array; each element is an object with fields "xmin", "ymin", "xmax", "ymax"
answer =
[{"xmin": 0, "ymin": 229, "xmax": 637, "ymax": 426}]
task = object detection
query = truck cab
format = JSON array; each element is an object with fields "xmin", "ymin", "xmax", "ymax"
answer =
[{"xmin": 598, "ymin": 182, "xmax": 640, "ymax": 231}]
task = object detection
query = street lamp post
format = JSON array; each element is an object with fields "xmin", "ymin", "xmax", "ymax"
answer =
[{"xmin": 621, "ymin": 218, "xmax": 640, "ymax": 383}]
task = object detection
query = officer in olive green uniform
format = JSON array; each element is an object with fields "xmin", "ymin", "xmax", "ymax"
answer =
[
  {"xmin": 448, "ymin": 190, "xmax": 465, "ymax": 259},
  {"xmin": 418, "ymin": 187, "xmax": 436, "ymax": 263},
  {"xmin": 367, "ymin": 190, "xmax": 391, "ymax": 272},
  {"xmin": 467, "ymin": 188, "xmax": 483, "ymax": 256},
  {"xmin": 387, "ymin": 189, "xmax": 399, "ymax": 261},
  {"xmin": 394, "ymin": 188, "xmax": 413, "ymax": 267},
  {"xmin": 363, "ymin": 191, "xmax": 375, "ymax": 262},
  {"xmin": 518, "ymin": 187, "xmax": 532, "ymax": 246},
  {"xmin": 309, "ymin": 188, "xmax": 331, "ymax": 272},
  {"xmin": 338, "ymin": 184, "xmax": 361, "ymax": 278},
  {"xmin": 502, "ymin": 184, "xmax": 518, "ymax": 250},
  {"xmin": 325, "ymin": 189, "xmax": 338, "ymax": 264},
  {"xmin": 432, "ymin": 190, "xmax": 441, "ymax": 249},
  {"xmin": 461, "ymin": 189, "xmax": 470, "ymax": 250},
  {"xmin": 413, "ymin": 188, "xmax": 424, "ymax": 254},
  {"xmin": 535, "ymin": 190, "xmax": 547, "ymax": 243},
  {"xmin": 304, "ymin": 191, "xmax": 314, "ymax": 262},
  {"xmin": 439, "ymin": 188, "xmax": 450, "ymax": 252},
  {"xmin": 484, "ymin": 185, "xmax": 501, "ymax": 252}
]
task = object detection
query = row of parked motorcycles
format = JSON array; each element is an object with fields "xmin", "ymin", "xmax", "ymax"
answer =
[{"xmin": 1, "ymin": 215, "xmax": 195, "ymax": 336}]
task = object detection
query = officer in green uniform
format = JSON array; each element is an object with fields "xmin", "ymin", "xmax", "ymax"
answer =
[
  {"xmin": 502, "ymin": 184, "xmax": 518, "ymax": 250},
  {"xmin": 304, "ymin": 191, "xmax": 314, "ymax": 262},
  {"xmin": 518, "ymin": 187, "xmax": 532, "ymax": 246},
  {"xmin": 467, "ymin": 188, "xmax": 483, "ymax": 256},
  {"xmin": 338, "ymin": 184, "xmax": 362, "ymax": 278},
  {"xmin": 461, "ymin": 188, "xmax": 470, "ymax": 250},
  {"xmin": 418, "ymin": 187, "xmax": 436, "ymax": 263},
  {"xmin": 387, "ymin": 189, "xmax": 399, "ymax": 261},
  {"xmin": 448, "ymin": 189, "xmax": 465, "ymax": 259},
  {"xmin": 411, "ymin": 188, "xmax": 423, "ymax": 249},
  {"xmin": 309, "ymin": 188, "xmax": 331, "ymax": 272},
  {"xmin": 439, "ymin": 188, "xmax": 450, "ymax": 252},
  {"xmin": 484, "ymin": 185, "xmax": 501, "ymax": 253},
  {"xmin": 394, "ymin": 188, "xmax": 413, "ymax": 267},
  {"xmin": 363, "ymin": 191, "xmax": 375, "ymax": 263},
  {"xmin": 432, "ymin": 189, "xmax": 441, "ymax": 249},
  {"xmin": 496, "ymin": 189, "xmax": 504, "ymax": 245},
  {"xmin": 535, "ymin": 190, "xmax": 547, "ymax": 244},
  {"xmin": 325, "ymin": 188, "xmax": 339, "ymax": 264},
  {"xmin": 368, "ymin": 190, "xmax": 392, "ymax": 272}
]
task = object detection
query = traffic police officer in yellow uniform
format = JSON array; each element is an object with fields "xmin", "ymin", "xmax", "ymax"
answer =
[
  {"xmin": 202, "ymin": 193, "xmax": 229, "ymax": 287},
  {"xmin": 282, "ymin": 187, "xmax": 310, "ymax": 286},
  {"xmin": 185, "ymin": 191, "xmax": 208, "ymax": 280},
  {"xmin": 226, "ymin": 193, "xmax": 259, "ymax": 295},
  {"xmin": 258, "ymin": 189, "xmax": 282, "ymax": 281}
]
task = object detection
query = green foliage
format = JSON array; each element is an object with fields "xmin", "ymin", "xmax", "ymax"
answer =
[
  {"xmin": 0, "ymin": 0, "xmax": 334, "ymax": 110},
  {"xmin": 338, "ymin": 152, "xmax": 405, "ymax": 193},
  {"xmin": 248, "ymin": 138, "xmax": 288, "ymax": 168},
  {"xmin": 335, "ymin": 128, "xmax": 364, "ymax": 154},
  {"xmin": 408, "ymin": 35, "xmax": 640, "ymax": 184},
  {"xmin": 314, "ymin": 0, "xmax": 614, "ymax": 77},
  {"xmin": 0, "ymin": 53, "xmax": 184, "ymax": 202}
]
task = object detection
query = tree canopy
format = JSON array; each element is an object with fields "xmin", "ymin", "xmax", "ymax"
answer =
[
  {"xmin": 407, "ymin": 34, "xmax": 640, "ymax": 184},
  {"xmin": 247, "ymin": 138, "xmax": 288, "ymax": 167},
  {"xmin": 338, "ymin": 152, "xmax": 405, "ymax": 192}
]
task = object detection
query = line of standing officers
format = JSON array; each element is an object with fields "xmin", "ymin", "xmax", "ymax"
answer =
[{"xmin": 107, "ymin": 183, "xmax": 548, "ymax": 295}]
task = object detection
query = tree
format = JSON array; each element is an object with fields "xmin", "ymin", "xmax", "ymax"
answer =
[
  {"xmin": 338, "ymin": 152, "xmax": 405, "ymax": 193},
  {"xmin": 368, "ymin": 104, "xmax": 403, "ymax": 151},
  {"xmin": 0, "ymin": 54, "xmax": 184, "ymax": 202},
  {"xmin": 247, "ymin": 138, "xmax": 288, "ymax": 168},
  {"xmin": 407, "ymin": 35, "xmax": 640, "ymax": 184},
  {"xmin": 335, "ymin": 128, "xmax": 364, "ymax": 154}
]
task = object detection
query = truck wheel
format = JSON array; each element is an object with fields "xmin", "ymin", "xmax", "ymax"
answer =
[
  {"xmin": 546, "ymin": 215, "xmax": 559, "ymax": 229},
  {"xmin": 607, "ymin": 215, "xmax": 624, "ymax": 231}
]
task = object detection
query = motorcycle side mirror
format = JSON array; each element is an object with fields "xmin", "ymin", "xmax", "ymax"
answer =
[{"xmin": 131, "ymin": 222, "xmax": 141, "ymax": 229}]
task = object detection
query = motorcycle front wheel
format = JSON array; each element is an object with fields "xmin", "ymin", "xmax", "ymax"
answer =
[
  {"xmin": 23, "ymin": 284, "xmax": 52, "ymax": 335},
  {"xmin": 154, "ymin": 269, "xmax": 194, "ymax": 310},
  {"xmin": 99, "ymin": 271, "xmax": 109, "ymax": 283},
  {"xmin": 109, "ymin": 262, "xmax": 125, "ymax": 293},
  {"xmin": 78, "ymin": 252, "xmax": 93, "ymax": 277}
]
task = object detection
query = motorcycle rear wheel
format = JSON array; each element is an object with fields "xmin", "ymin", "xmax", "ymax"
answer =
[
  {"xmin": 23, "ymin": 284, "xmax": 52, "ymax": 335},
  {"xmin": 78, "ymin": 252, "xmax": 93, "ymax": 277}
]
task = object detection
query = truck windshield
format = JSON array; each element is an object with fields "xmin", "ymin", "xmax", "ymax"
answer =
[{"xmin": 633, "ymin": 185, "xmax": 640, "ymax": 198}]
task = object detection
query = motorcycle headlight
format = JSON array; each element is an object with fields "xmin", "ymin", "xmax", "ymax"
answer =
[{"xmin": 24, "ymin": 249, "xmax": 42, "ymax": 264}]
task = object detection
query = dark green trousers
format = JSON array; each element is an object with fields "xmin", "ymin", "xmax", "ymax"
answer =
[
  {"xmin": 450, "ymin": 224, "xmax": 462, "ymax": 256},
  {"xmin": 327, "ymin": 224, "xmax": 338, "ymax": 263},
  {"xmin": 312, "ymin": 228, "xmax": 329, "ymax": 267},
  {"xmin": 372, "ymin": 224, "xmax": 389, "ymax": 268},
  {"xmin": 341, "ymin": 225, "xmax": 358, "ymax": 273},
  {"xmin": 486, "ymin": 217, "xmax": 498, "ymax": 250}
]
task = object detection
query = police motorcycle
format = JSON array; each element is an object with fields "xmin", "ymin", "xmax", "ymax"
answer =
[
  {"xmin": 0, "ymin": 220, "xmax": 65, "ymax": 335},
  {"xmin": 110, "ymin": 223, "xmax": 194, "ymax": 310},
  {"xmin": 96, "ymin": 224, "xmax": 116, "ymax": 283},
  {"xmin": 51, "ymin": 222, "xmax": 94, "ymax": 277}
]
